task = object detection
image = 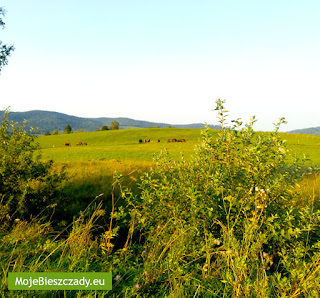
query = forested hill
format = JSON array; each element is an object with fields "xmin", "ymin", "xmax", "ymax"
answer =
[
  {"xmin": 0, "ymin": 110, "xmax": 220, "ymax": 134},
  {"xmin": 288, "ymin": 127, "xmax": 320, "ymax": 135}
]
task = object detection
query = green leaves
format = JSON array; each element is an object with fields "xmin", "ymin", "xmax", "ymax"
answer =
[
  {"xmin": 0, "ymin": 110, "xmax": 67, "ymax": 225},
  {"xmin": 0, "ymin": 7, "xmax": 14, "ymax": 73},
  {"xmin": 119, "ymin": 100, "xmax": 320, "ymax": 296}
]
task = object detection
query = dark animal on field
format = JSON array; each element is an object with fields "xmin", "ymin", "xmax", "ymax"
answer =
[
  {"xmin": 143, "ymin": 139, "xmax": 147, "ymax": 143},
  {"xmin": 64, "ymin": 143, "xmax": 71, "ymax": 146},
  {"xmin": 147, "ymin": 139, "xmax": 150, "ymax": 143},
  {"xmin": 158, "ymin": 140, "xmax": 160, "ymax": 143},
  {"xmin": 139, "ymin": 139, "xmax": 143, "ymax": 143},
  {"xmin": 83, "ymin": 142, "xmax": 87, "ymax": 145},
  {"xmin": 177, "ymin": 139, "xmax": 186, "ymax": 142},
  {"xmin": 76, "ymin": 142, "xmax": 83, "ymax": 146},
  {"xmin": 168, "ymin": 138, "xmax": 177, "ymax": 142}
]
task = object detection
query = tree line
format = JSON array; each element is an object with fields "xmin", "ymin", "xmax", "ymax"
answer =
[{"xmin": 44, "ymin": 121, "xmax": 120, "ymax": 135}]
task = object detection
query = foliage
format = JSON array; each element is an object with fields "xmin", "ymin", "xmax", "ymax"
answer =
[
  {"xmin": 0, "ymin": 7, "xmax": 14, "ymax": 73},
  {"xmin": 0, "ymin": 110, "xmax": 67, "ymax": 226},
  {"xmin": 110, "ymin": 121, "xmax": 119, "ymax": 130},
  {"xmin": 100, "ymin": 125, "xmax": 109, "ymax": 131},
  {"xmin": 64, "ymin": 124, "xmax": 72, "ymax": 134},
  {"xmin": 120, "ymin": 99, "xmax": 320, "ymax": 296}
]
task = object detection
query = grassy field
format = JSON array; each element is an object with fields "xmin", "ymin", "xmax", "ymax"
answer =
[
  {"xmin": 38, "ymin": 128, "xmax": 320, "ymax": 166},
  {"xmin": 36, "ymin": 128, "xmax": 320, "ymax": 206},
  {"xmin": 280, "ymin": 132, "xmax": 320, "ymax": 165},
  {"xmin": 36, "ymin": 128, "xmax": 205, "ymax": 209},
  {"xmin": 38, "ymin": 128, "xmax": 204, "ymax": 162}
]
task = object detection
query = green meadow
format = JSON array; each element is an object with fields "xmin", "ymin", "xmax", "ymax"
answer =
[
  {"xmin": 35, "ymin": 127, "xmax": 320, "ymax": 220},
  {"xmin": 38, "ymin": 128, "xmax": 203, "ymax": 162},
  {"xmin": 37, "ymin": 128, "xmax": 320, "ymax": 166},
  {"xmin": 36, "ymin": 128, "xmax": 206, "ymax": 212},
  {"xmin": 280, "ymin": 132, "xmax": 320, "ymax": 165},
  {"xmin": 36, "ymin": 128, "xmax": 320, "ymax": 210}
]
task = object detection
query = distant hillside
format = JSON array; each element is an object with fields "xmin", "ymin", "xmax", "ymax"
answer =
[
  {"xmin": 288, "ymin": 127, "xmax": 320, "ymax": 135},
  {"xmin": 0, "ymin": 110, "xmax": 220, "ymax": 134},
  {"xmin": 0, "ymin": 110, "xmax": 102, "ymax": 134}
]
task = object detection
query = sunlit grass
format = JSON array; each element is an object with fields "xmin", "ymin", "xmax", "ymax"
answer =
[
  {"xmin": 37, "ymin": 129, "xmax": 320, "ymax": 214},
  {"xmin": 38, "ymin": 129, "xmax": 320, "ymax": 166},
  {"xmin": 293, "ymin": 171, "xmax": 320, "ymax": 209},
  {"xmin": 37, "ymin": 128, "xmax": 203, "ymax": 162}
]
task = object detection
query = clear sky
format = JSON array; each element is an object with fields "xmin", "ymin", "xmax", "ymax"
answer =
[{"xmin": 0, "ymin": 0, "xmax": 319, "ymax": 131}]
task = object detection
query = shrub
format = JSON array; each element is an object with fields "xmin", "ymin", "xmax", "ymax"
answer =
[
  {"xmin": 100, "ymin": 125, "xmax": 109, "ymax": 131},
  {"xmin": 110, "ymin": 121, "xmax": 119, "ymax": 130},
  {"xmin": 0, "ymin": 110, "xmax": 67, "ymax": 227},
  {"xmin": 121, "ymin": 99, "xmax": 320, "ymax": 296}
]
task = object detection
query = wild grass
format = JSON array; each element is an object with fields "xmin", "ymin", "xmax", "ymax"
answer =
[{"xmin": 294, "ymin": 171, "xmax": 320, "ymax": 209}]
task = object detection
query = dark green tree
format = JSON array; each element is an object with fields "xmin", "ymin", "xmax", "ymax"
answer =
[
  {"xmin": 100, "ymin": 125, "xmax": 108, "ymax": 131},
  {"xmin": 64, "ymin": 124, "xmax": 72, "ymax": 134},
  {"xmin": 110, "ymin": 121, "xmax": 119, "ymax": 130},
  {"xmin": 0, "ymin": 7, "xmax": 14, "ymax": 73}
]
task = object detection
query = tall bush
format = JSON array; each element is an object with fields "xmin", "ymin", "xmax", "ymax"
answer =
[
  {"xmin": 0, "ymin": 110, "xmax": 67, "ymax": 227},
  {"xmin": 122, "ymin": 100, "xmax": 320, "ymax": 296}
]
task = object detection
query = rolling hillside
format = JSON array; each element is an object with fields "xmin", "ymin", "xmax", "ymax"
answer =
[
  {"xmin": 0, "ymin": 110, "xmax": 220, "ymax": 134},
  {"xmin": 289, "ymin": 126, "xmax": 320, "ymax": 135}
]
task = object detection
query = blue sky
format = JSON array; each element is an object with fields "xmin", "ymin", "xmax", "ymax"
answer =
[{"xmin": 0, "ymin": 0, "xmax": 319, "ymax": 131}]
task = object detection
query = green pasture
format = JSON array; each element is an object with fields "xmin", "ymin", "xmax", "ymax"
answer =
[
  {"xmin": 280, "ymin": 132, "xmax": 320, "ymax": 165},
  {"xmin": 37, "ymin": 128, "xmax": 204, "ymax": 162},
  {"xmin": 37, "ymin": 128, "xmax": 320, "ymax": 166}
]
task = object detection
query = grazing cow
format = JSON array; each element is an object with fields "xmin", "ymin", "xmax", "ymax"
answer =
[
  {"xmin": 168, "ymin": 138, "xmax": 177, "ymax": 142},
  {"xmin": 64, "ymin": 143, "xmax": 71, "ymax": 146},
  {"xmin": 158, "ymin": 140, "xmax": 160, "ymax": 143},
  {"xmin": 139, "ymin": 139, "xmax": 143, "ymax": 143},
  {"xmin": 147, "ymin": 139, "xmax": 150, "ymax": 143},
  {"xmin": 177, "ymin": 139, "xmax": 186, "ymax": 142},
  {"xmin": 83, "ymin": 142, "xmax": 87, "ymax": 145},
  {"xmin": 76, "ymin": 142, "xmax": 83, "ymax": 146},
  {"xmin": 143, "ymin": 139, "xmax": 147, "ymax": 143}
]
